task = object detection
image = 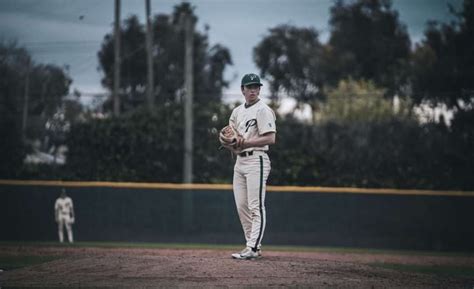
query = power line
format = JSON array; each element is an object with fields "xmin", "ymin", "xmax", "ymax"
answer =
[
  {"xmin": 23, "ymin": 40, "xmax": 101, "ymax": 46},
  {"xmin": 25, "ymin": 40, "xmax": 102, "ymax": 56}
]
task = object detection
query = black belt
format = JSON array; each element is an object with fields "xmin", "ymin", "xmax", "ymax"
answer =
[{"xmin": 239, "ymin": 151, "xmax": 254, "ymax": 157}]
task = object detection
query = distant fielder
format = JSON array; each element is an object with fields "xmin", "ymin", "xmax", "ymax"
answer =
[
  {"xmin": 219, "ymin": 73, "xmax": 276, "ymax": 259},
  {"xmin": 54, "ymin": 188, "xmax": 75, "ymax": 243}
]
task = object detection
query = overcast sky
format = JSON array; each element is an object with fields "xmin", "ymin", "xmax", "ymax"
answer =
[{"xmin": 0, "ymin": 0, "xmax": 463, "ymax": 102}]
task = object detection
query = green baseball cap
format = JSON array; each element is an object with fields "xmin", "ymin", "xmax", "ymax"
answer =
[{"xmin": 241, "ymin": 73, "xmax": 263, "ymax": 87}]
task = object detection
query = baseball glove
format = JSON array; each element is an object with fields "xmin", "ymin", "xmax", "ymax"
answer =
[
  {"xmin": 219, "ymin": 125, "xmax": 238, "ymax": 145},
  {"xmin": 219, "ymin": 125, "xmax": 244, "ymax": 151}
]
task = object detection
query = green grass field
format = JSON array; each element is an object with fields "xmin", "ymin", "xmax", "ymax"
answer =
[
  {"xmin": 2, "ymin": 240, "xmax": 473, "ymax": 256},
  {"xmin": 369, "ymin": 262, "xmax": 474, "ymax": 278},
  {"xmin": 0, "ymin": 255, "xmax": 60, "ymax": 270}
]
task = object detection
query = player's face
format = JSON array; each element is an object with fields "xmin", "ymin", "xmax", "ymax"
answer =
[{"xmin": 242, "ymin": 84, "xmax": 261, "ymax": 104}]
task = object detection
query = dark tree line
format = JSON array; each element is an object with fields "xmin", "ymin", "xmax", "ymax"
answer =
[
  {"xmin": 410, "ymin": 0, "xmax": 474, "ymax": 108},
  {"xmin": 98, "ymin": 2, "xmax": 232, "ymax": 110},
  {"xmin": 0, "ymin": 41, "xmax": 72, "ymax": 177},
  {"xmin": 2, "ymin": 0, "xmax": 473, "ymax": 190},
  {"xmin": 254, "ymin": 0, "xmax": 474, "ymax": 112}
]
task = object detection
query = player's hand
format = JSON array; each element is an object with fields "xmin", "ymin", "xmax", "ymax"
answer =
[{"xmin": 234, "ymin": 136, "xmax": 245, "ymax": 150}]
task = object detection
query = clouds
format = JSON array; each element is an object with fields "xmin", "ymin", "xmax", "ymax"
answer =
[
  {"xmin": 0, "ymin": 13, "xmax": 107, "ymax": 43},
  {"xmin": 0, "ymin": 0, "xmax": 464, "ymax": 95}
]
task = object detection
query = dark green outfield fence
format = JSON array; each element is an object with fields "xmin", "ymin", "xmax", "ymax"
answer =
[{"xmin": 1, "ymin": 180, "xmax": 474, "ymax": 252}]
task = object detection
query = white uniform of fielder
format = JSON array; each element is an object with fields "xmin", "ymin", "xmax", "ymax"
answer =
[
  {"xmin": 228, "ymin": 73, "xmax": 276, "ymax": 259},
  {"xmin": 55, "ymin": 191, "xmax": 75, "ymax": 243}
]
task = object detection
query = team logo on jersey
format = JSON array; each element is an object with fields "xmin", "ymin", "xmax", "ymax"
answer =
[{"xmin": 245, "ymin": 119, "xmax": 257, "ymax": 132}]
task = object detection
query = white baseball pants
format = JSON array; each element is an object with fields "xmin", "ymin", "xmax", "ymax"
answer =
[
  {"xmin": 233, "ymin": 151, "xmax": 271, "ymax": 251},
  {"xmin": 57, "ymin": 214, "xmax": 74, "ymax": 243}
]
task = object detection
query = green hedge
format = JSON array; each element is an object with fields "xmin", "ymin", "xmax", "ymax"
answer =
[
  {"xmin": 64, "ymin": 103, "xmax": 233, "ymax": 183},
  {"xmin": 8, "ymin": 105, "xmax": 474, "ymax": 191}
]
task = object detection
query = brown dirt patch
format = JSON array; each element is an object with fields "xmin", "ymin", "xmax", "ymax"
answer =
[{"xmin": 1, "ymin": 245, "xmax": 473, "ymax": 288}]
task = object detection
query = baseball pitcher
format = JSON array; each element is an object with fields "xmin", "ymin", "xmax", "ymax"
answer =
[
  {"xmin": 219, "ymin": 73, "xmax": 276, "ymax": 260},
  {"xmin": 54, "ymin": 188, "xmax": 75, "ymax": 243}
]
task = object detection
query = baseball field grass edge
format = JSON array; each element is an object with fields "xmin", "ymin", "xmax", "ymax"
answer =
[
  {"xmin": 368, "ymin": 262, "xmax": 474, "ymax": 278},
  {"xmin": 0, "ymin": 255, "xmax": 59, "ymax": 270},
  {"xmin": 0, "ymin": 241, "xmax": 472, "ymax": 257}
]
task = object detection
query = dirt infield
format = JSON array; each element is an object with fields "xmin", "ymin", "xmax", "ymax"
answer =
[{"xmin": 1, "ymin": 244, "xmax": 474, "ymax": 288}]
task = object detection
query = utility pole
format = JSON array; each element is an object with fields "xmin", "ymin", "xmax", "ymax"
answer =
[
  {"xmin": 183, "ymin": 11, "xmax": 195, "ymax": 184},
  {"xmin": 113, "ymin": 0, "xmax": 121, "ymax": 116},
  {"xmin": 21, "ymin": 59, "xmax": 31, "ymax": 142},
  {"xmin": 181, "ymin": 10, "xmax": 195, "ymax": 233},
  {"xmin": 145, "ymin": 0, "xmax": 154, "ymax": 111}
]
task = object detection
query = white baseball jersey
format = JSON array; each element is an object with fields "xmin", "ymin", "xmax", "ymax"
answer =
[
  {"xmin": 55, "ymin": 196, "xmax": 74, "ymax": 243},
  {"xmin": 229, "ymin": 99, "xmax": 276, "ymax": 152},
  {"xmin": 55, "ymin": 197, "xmax": 74, "ymax": 215}
]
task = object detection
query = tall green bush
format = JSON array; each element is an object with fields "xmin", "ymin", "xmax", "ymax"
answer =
[{"xmin": 65, "ymin": 102, "xmax": 233, "ymax": 183}]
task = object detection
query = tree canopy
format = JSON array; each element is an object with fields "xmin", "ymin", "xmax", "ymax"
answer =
[
  {"xmin": 319, "ymin": 79, "xmax": 413, "ymax": 123},
  {"xmin": 98, "ymin": 2, "xmax": 232, "ymax": 112},
  {"xmin": 254, "ymin": 0, "xmax": 412, "ymax": 122},
  {"xmin": 254, "ymin": 25, "xmax": 325, "ymax": 108},
  {"xmin": 328, "ymin": 0, "xmax": 411, "ymax": 92},
  {"xmin": 0, "ymin": 41, "xmax": 71, "ymax": 176},
  {"xmin": 410, "ymin": 0, "xmax": 474, "ymax": 108}
]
